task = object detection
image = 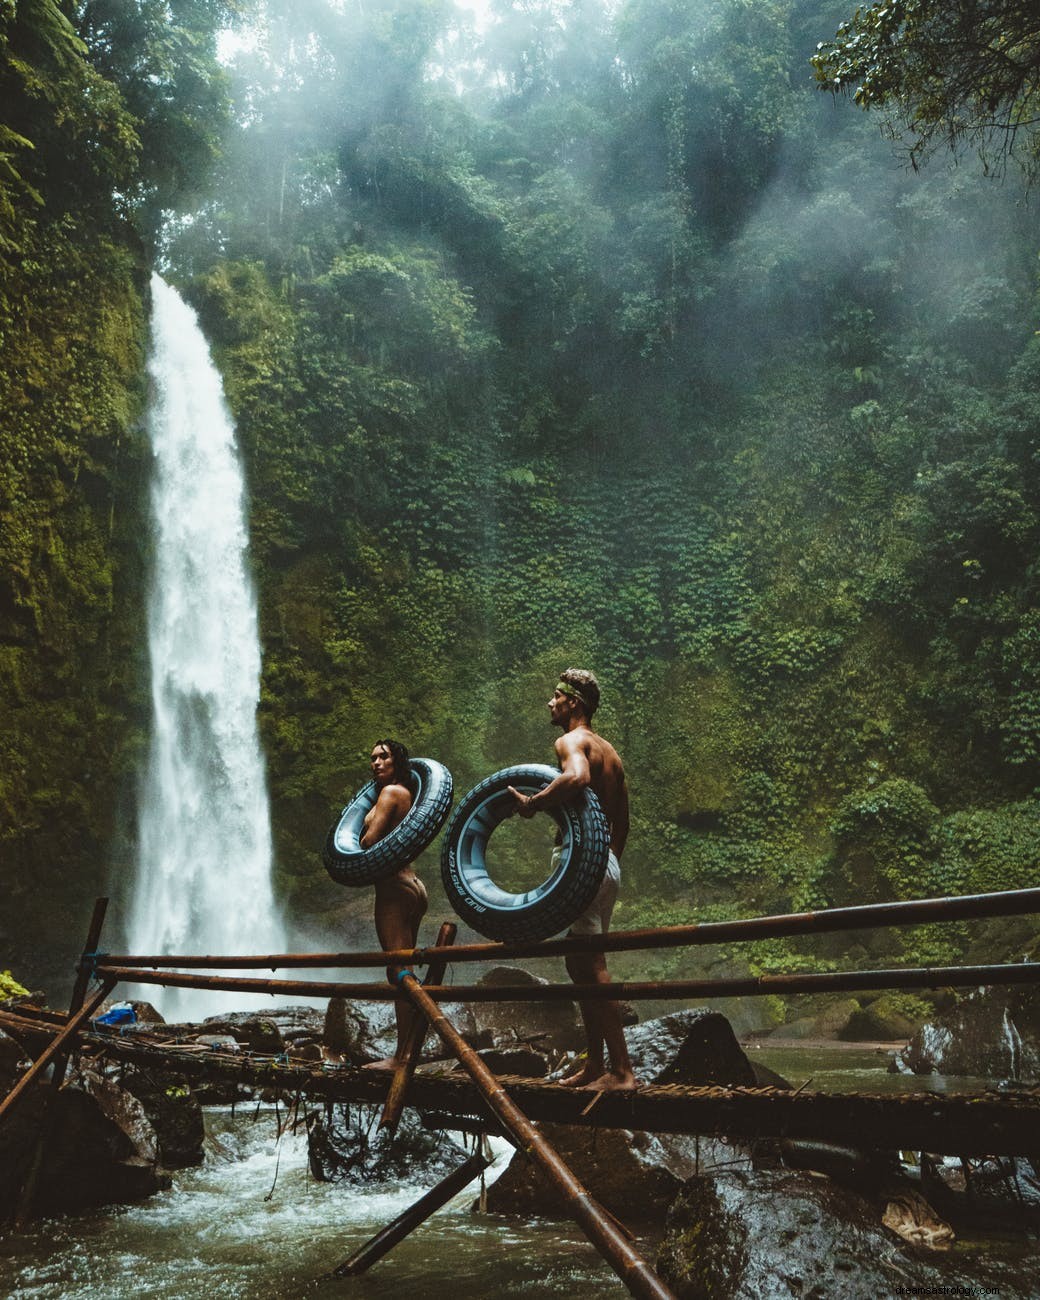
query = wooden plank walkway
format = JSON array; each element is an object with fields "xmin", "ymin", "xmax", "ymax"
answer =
[{"xmin": 5, "ymin": 1009, "xmax": 1036, "ymax": 1157}]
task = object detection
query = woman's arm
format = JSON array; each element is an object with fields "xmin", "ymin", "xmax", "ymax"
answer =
[{"xmin": 360, "ymin": 784, "xmax": 412, "ymax": 847}]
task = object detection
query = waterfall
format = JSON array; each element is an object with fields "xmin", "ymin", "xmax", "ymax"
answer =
[{"xmin": 129, "ymin": 273, "xmax": 284, "ymax": 1020}]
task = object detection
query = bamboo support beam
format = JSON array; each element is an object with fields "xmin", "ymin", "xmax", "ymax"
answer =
[
  {"xmin": 54, "ymin": 897, "xmax": 109, "ymax": 1087},
  {"xmin": 93, "ymin": 960, "xmax": 1040, "ymax": 1004},
  {"xmin": 379, "ymin": 921, "xmax": 456, "ymax": 1136},
  {"xmin": 0, "ymin": 980, "xmax": 115, "ymax": 1127},
  {"xmin": 323, "ymin": 1151, "xmax": 490, "ymax": 1279},
  {"xmin": 94, "ymin": 884, "xmax": 1040, "ymax": 969},
  {"xmin": 396, "ymin": 974, "xmax": 676, "ymax": 1300}
]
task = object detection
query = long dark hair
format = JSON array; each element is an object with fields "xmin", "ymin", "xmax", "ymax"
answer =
[{"xmin": 373, "ymin": 737, "xmax": 411, "ymax": 785}]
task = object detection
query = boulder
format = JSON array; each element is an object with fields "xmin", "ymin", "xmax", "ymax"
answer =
[
  {"xmin": 768, "ymin": 998, "xmax": 861, "ymax": 1042},
  {"xmin": 121, "ymin": 1069, "xmax": 205, "ymax": 1168},
  {"xmin": 484, "ymin": 1010, "xmax": 762, "ymax": 1221},
  {"xmin": 471, "ymin": 966, "xmax": 583, "ymax": 1053},
  {"xmin": 656, "ymin": 1170, "xmax": 1035, "ymax": 1299},
  {"xmin": 474, "ymin": 1046, "xmax": 548, "ymax": 1078},
  {"xmin": 621, "ymin": 1008, "xmax": 759, "ymax": 1086},
  {"xmin": 896, "ymin": 986, "xmax": 1040, "ymax": 1081},
  {"xmin": 483, "ymin": 1122, "xmax": 747, "ymax": 1223},
  {"xmin": 0, "ymin": 1026, "xmax": 27, "ymax": 1090},
  {"xmin": 306, "ymin": 1102, "xmax": 468, "ymax": 1187},
  {"xmin": 840, "ymin": 993, "xmax": 927, "ymax": 1042},
  {"xmin": 0, "ymin": 1065, "xmax": 171, "ymax": 1223}
]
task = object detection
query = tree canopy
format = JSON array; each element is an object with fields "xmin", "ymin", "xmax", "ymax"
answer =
[{"xmin": 812, "ymin": 0, "xmax": 1040, "ymax": 174}]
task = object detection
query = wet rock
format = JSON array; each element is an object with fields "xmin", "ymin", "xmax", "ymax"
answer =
[
  {"xmin": 316, "ymin": 998, "xmax": 472, "ymax": 1066},
  {"xmin": 306, "ymin": 1102, "xmax": 467, "ymax": 1187},
  {"xmin": 779, "ymin": 1139, "xmax": 899, "ymax": 1183},
  {"xmin": 896, "ymin": 986, "xmax": 1040, "ymax": 1081},
  {"xmin": 625, "ymin": 1009, "xmax": 758, "ymax": 1086},
  {"xmin": 191, "ymin": 1033, "xmax": 240, "ymax": 1052},
  {"xmin": 198, "ymin": 1012, "xmax": 285, "ymax": 1054},
  {"xmin": 841, "ymin": 993, "xmax": 925, "ymax": 1042},
  {"xmin": 0, "ymin": 1065, "xmax": 170, "ymax": 1223},
  {"xmin": 471, "ymin": 966, "xmax": 583, "ymax": 1053},
  {"xmin": 474, "ymin": 1047, "xmax": 548, "ymax": 1078},
  {"xmin": 0, "ymin": 1026, "xmax": 27, "ymax": 1090},
  {"xmin": 747, "ymin": 1059, "xmax": 792, "ymax": 1089},
  {"xmin": 656, "ymin": 1170, "xmax": 1035, "ymax": 1299},
  {"xmin": 483, "ymin": 1123, "xmax": 746, "ymax": 1223},
  {"xmin": 769, "ymin": 998, "xmax": 861, "ymax": 1041},
  {"xmin": 120, "ymin": 1069, "xmax": 205, "ymax": 1168},
  {"xmin": 128, "ymin": 1001, "xmax": 166, "ymax": 1025},
  {"xmin": 485, "ymin": 1010, "xmax": 761, "ymax": 1221},
  {"xmin": 922, "ymin": 1154, "xmax": 1040, "ymax": 1233}
]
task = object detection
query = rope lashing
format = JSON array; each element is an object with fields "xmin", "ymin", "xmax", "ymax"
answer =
[{"xmin": 80, "ymin": 950, "xmax": 109, "ymax": 983}]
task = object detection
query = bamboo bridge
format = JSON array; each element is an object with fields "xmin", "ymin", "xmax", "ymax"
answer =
[{"xmin": 3, "ymin": 888, "xmax": 1040, "ymax": 1298}]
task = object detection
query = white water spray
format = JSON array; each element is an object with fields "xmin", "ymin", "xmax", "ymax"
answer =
[{"xmin": 129, "ymin": 274, "xmax": 284, "ymax": 1019}]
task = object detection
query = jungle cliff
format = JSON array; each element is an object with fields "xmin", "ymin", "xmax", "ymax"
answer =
[{"xmin": 2, "ymin": 1, "xmax": 1039, "ymax": 1017}]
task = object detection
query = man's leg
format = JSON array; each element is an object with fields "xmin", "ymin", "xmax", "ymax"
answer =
[
  {"xmin": 557, "ymin": 853, "xmax": 636, "ymax": 1090},
  {"xmin": 559, "ymin": 949, "xmax": 636, "ymax": 1091},
  {"xmin": 558, "ymin": 949, "xmax": 606, "ymax": 1086}
]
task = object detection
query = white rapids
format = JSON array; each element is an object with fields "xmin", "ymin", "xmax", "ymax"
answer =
[{"xmin": 128, "ymin": 274, "xmax": 284, "ymax": 1019}]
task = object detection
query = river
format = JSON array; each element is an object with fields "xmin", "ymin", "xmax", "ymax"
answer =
[{"xmin": 0, "ymin": 1042, "xmax": 1000, "ymax": 1299}]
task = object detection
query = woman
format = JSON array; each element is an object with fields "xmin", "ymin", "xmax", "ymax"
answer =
[{"xmin": 360, "ymin": 738, "xmax": 428, "ymax": 1070}]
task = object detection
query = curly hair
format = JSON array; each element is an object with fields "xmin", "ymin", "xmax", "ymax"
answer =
[
  {"xmin": 372, "ymin": 737, "xmax": 412, "ymax": 785},
  {"xmin": 559, "ymin": 667, "xmax": 600, "ymax": 718}
]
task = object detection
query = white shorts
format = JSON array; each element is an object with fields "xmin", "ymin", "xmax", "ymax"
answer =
[{"xmin": 556, "ymin": 848, "xmax": 620, "ymax": 936}]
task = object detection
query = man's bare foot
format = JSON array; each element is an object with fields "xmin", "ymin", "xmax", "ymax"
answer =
[
  {"xmin": 362, "ymin": 1057, "xmax": 401, "ymax": 1072},
  {"xmin": 584, "ymin": 1069, "xmax": 640, "ymax": 1093}
]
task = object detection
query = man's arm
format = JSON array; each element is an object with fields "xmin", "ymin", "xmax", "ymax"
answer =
[
  {"xmin": 510, "ymin": 733, "xmax": 590, "ymax": 817},
  {"xmin": 360, "ymin": 785, "xmax": 412, "ymax": 847}
]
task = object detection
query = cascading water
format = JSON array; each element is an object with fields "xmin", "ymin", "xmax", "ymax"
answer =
[{"xmin": 129, "ymin": 273, "xmax": 284, "ymax": 1020}]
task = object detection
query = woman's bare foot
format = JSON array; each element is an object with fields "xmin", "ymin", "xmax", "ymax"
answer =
[
  {"xmin": 557, "ymin": 1065, "xmax": 604, "ymax": 1088},
  {"xmin": 362, "ymin": 1057, "xmax": 401, "ymax": 1072}
]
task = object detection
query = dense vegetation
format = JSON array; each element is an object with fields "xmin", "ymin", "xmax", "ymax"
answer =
[{"xmin": 3, "ymin": 0, "xmax": 1039, "ymax": 1022}]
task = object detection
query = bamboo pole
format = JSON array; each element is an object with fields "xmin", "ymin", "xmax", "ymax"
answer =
[
  {"xmin": 54, "ymin": 897, "xmax": 109, "ymax": 1086},
  {"xmin": 323, "ymin": 1152, "xmax": 491, "ymax": 1279},
  {"xmin": 396, "ymin": 972, "xmax": 676, "ymax": 1300},
  {"xmin": 0, "ymin": 980, "xmax": 116, "ymax": 1127},
  {"xmin": 379, "ymin": 921, "xmax": 457, "ymax": 1135},
  {"xmin": 93, "ymin": 960, "xmax": 1040, "ymax": 1003},
  {"xmin": 94, "ymin": 884, "xmax": 1040, "ymax": 969}
]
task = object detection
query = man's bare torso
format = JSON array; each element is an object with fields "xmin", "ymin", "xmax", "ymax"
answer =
[{"xmin": 555, "ymin": 726, "xmax": 629, "ymax": 855}]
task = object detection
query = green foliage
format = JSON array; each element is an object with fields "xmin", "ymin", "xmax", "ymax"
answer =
[
  {"xmin": 833, "ymin": 778, "xmax": 940, "ymax": 896},
  {"xmin": 0, "ymin": 969, "xmax": 30, "ymax": 999},
  {"xmin": 7, "ymin": 0, "xmax": 1040, "ymax": 992},
  {"xmin": 812, "ymin": 1, "xmax": 1040, "ymax": 177}
]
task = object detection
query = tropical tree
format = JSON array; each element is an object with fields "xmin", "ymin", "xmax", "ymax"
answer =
[{"xmin": 812, "ymin": 1, "xmax": 1040, "ymax": 175}]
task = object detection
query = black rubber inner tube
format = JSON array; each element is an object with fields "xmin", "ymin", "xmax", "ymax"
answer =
[
  {"xmin": 440, "ymin": 763, "xmax": 610, "ymax": 943},
  {"xmin": 322, "ymin": 757, "xmax": 454, "ymax": 887}
]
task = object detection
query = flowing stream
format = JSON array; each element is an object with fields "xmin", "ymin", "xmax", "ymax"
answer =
[
  {"xmin": 128, "ymin": 275, "xmax": 284, "ymax": 1020},
  {"xmin": 0, "ymin": 1110, "xmax": 619, "ymax": 1298},
  {"xmin": 0, "ymin": 1046, "xmax": 1008, "ymax": 1298}
]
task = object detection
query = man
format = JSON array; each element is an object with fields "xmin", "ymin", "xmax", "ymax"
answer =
[{"xmin": 509, "ymin": 669, "xmax": 637, "ymax": 1092}]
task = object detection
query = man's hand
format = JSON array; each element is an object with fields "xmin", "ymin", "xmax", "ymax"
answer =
[{"xmin": 508, "ymin": 786, "xmax": 537, "ymax": 818}]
